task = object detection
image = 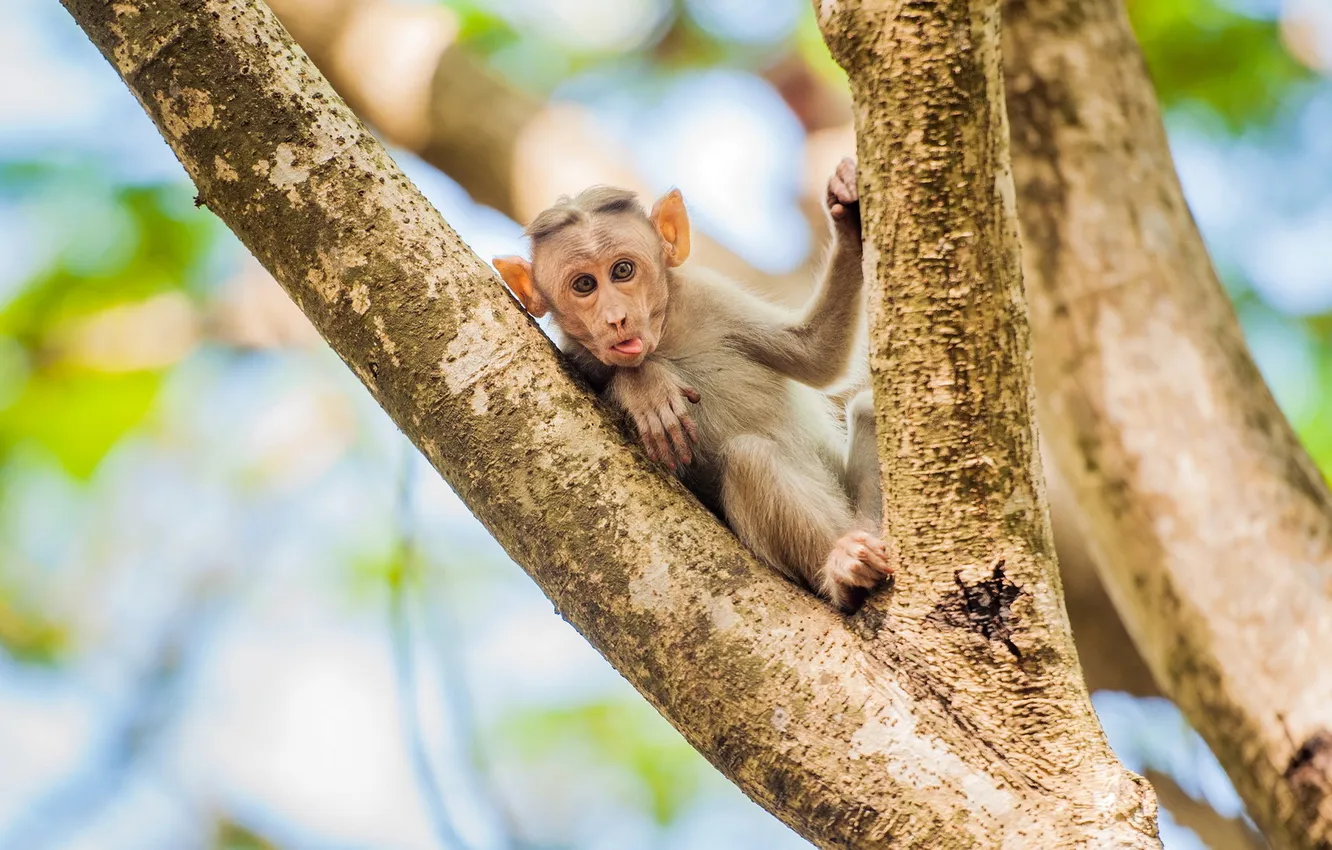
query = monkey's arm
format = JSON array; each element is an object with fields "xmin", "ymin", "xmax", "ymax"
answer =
[
  {"xmin": 737, "ymin": 158, "xmax": 864, "ymax": 389},
  {"xmin": 737, "ymin": 224, "xmax": 863, "ymax": 388},
  {"xmin": 556, "ymin": 328, "xmax": 699, "ymax": 468}
]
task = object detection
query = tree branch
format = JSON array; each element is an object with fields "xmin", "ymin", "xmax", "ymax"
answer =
[
  {"xmin": 816, "ymin": 0, "xmax": 1158, "ymax": 844},
  {"xmin": 1048, "ymin": 453, "xmax": 1160, "ymax": 696},
  {"xmin": 1003, "ymin": 1, "xmax": 1332, "ymax": 847},
  {"xmin": 1147, "ymin": 771, "xmax": 1267, "ymax": 850},
  {"xmin": 260, "ymin": 0, "xmax": 807, "ymax": 291}
]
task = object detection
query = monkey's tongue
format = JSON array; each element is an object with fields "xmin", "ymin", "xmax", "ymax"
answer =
[{"xmin": 612, "ymin": 338, "xmax": 644, "ymax": 355}]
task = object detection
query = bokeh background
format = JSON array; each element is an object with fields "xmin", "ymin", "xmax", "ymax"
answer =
[{"xmin": 1, "ymin": 0, "xmax": 1330, "ymax": 848}]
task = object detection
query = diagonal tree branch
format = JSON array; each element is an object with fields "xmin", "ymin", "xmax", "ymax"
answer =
[
  {"xmin": 1049, "ymin": 456, "xmax": 1161, "ymax": 696},
  {"xmin": 257, "ymin": 0, "xmax": 527, "ymax": 215},
  {"xmin": 1147, "ymin": 771, "xmax": 1267, "ymax": 850},
  {"xmin": 64, "ymin": 0, "xmax": 1157, "ymax": 845},
  {"xmin": 1003, "ymin": 1, "xmax": 1332, "ymax": 847},
  {"xmin": 260, "ymin": 0, "xmax": 806, "ymax": 290}
]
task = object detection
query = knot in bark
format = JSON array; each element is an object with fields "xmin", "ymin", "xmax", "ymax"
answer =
[{"xmin": 932, "ymin": 558, "xmax": 1023, "ymax": 660}]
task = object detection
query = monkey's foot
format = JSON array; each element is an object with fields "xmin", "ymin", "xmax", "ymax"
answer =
[{"xmin": 820, "ymin": 530, "xmax": 893, "ymax": 612}]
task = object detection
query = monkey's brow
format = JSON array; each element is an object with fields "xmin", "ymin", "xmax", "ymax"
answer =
[
  {"xmin": 586, "ymin": 194, "xmax": 640, "ymax": 216},
  {"xmin": 526, "ymin": 207, "xmax": 583, "ymax": 242}
]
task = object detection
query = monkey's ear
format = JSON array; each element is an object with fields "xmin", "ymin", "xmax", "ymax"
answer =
[
  {"xmin": 492, "ymin": 256, "xmax": 548, "ymax": 318},
  {"xmin": 650, "ymin": 189, "xmax": 691, "ymax": 267}
]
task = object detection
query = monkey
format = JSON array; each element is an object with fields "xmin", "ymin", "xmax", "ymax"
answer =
[{"xmin": 492, "ymin": 157, "xmax": 892, "ymax": 611}]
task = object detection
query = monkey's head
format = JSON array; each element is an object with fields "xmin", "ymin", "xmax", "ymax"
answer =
[{"xmin": 493, "ymin": 186, "xmax": 690, "ymax": 368}]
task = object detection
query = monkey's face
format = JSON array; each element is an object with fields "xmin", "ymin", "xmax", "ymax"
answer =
[{"xmin": 532, "ymin": 219, "xmax": 670, "ymax": 368}]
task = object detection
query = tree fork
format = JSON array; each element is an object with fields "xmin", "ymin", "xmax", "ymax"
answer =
[{"xmin": 64, "ymin": 0, "xmax": 1157, "ymax": 845}]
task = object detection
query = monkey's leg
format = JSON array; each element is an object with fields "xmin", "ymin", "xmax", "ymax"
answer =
[
  {"xmin": 844, "ymin": 390, "xmax": 883, "ymax": 527},
  {"xmin": 720, "ymin": 435, "xmax": 890, "ymax": 611}
]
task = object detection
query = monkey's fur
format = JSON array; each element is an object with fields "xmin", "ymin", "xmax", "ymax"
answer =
[{"xmin": 493, "ymin": 158, "xmax": 893, "ymax": 611}]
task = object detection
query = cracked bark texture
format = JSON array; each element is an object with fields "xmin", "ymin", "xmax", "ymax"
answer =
[
  {"xmin": 817, "ymin": 0, "xmax": 1158, "ymax": 846},
  {"xmin": 60, "ymin": 0, "xmax": 1157, "ymax": 845},
  {"xmin": 1003, "ymin": 1, "xmax": 1332, "ymax": 847}
]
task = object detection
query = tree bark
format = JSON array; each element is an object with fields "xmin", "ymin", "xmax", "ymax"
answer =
[
  {"xmin": 260, "ymin": 0, "xmax": 804, "ymax": 290},
  {"xmin": 1003, "ymin": 1, "xmax": 1332, "ymax": 848},
  {"xmin": 63, "ymin": 0, "xmax": 1160, "ymax": 845},
  {"xmin": 1048, "ymin": 454, "xmax": 1160, "ymax": 696},
  {"xmin": 817, "ymin": 0, "xmax": 1158, "ymax": 846}
]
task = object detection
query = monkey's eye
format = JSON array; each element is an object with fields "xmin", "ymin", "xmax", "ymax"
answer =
[
  {"xmin": 571, "ymin": 275, "xmax": 597, "ymax": 295},
  {"xmin": 611, "ymin": 260, "xmax": 635, "ymax": 281}
]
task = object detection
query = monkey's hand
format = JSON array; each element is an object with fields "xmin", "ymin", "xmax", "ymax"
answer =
[
  {"xmin": 820, "ymin": 530, "xmax": 894, "ymax": 612},
  {"xmin": 607, "ymin": 363, "xmax": 701, "ymax": 471},
  {"xmin": 826, "ymin": 156, "xmax": 860, "ymax": 238}
]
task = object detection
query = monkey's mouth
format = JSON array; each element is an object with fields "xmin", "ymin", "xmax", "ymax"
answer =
[{"xmin": 611, "ymin": 337, "xmax": 644, "ymax": 356}]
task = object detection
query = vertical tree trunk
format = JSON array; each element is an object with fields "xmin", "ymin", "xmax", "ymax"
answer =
[
  {"xmin": 817, "ymin": 0, "xmax": 1159, "ymax": 845},
  {"xmin": 1003, "ymin": 1, "xmax": 1332, "ymax": 847}
]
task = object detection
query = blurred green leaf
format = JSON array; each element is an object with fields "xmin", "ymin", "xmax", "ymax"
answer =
[
  {"xmin": 1, "ymin": 182, "xmax": 216, "ymax": 346},
  {"xmin": 213, "ymin": 820, "xmax": 281, "ymax": 850},
  {"xmin": 0, "ymin": 366, "xmax": 162, "ymax": 478},
  {"xmin": 1295, "ymin": 340, "xmax": 1332, "ymax": 479},
  {"xmin": 1127, "ymin": 0, "xmax": 1313, "ymax": 130},
  {"xmin": 0, "ymin": 166, "xmax": 219, "ymax": 480},
  {"xmin": 0, "ymin": 159, "xmax": 72, "ymax": 197},
  {"xmin": 498, "ymin": 699, "xmax": 704, "ymax": 825},
  {"xmin": 347, "ymin": 548, "xmax": 413, "ymax": 598},
  {"xmin": 445, "ymin": 0, "xmax": 521, "ymax": 55},
  {"xmin": 0, "ymin": 590, "xmax": 70, "ymax": 664}
]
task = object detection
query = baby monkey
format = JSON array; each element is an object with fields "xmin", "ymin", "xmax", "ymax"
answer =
[{"xmin": 493, "ymin": 158, "xmax": 892, "ymax": 611}]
